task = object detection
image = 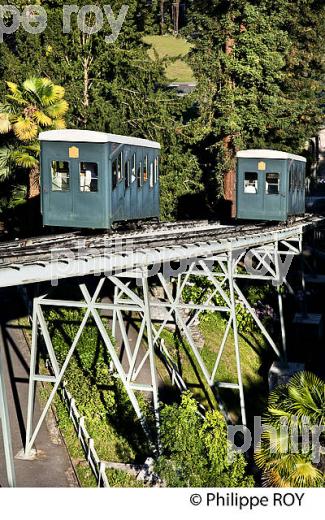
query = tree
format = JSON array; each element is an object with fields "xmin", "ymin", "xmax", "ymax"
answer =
[
  {"xmin": 255, "ymin": 371, "xmax": 325, "ymax": 487},
  {"xmin": 155, "ymin": 392, "xmax": 254, "ymax": 487},
  {"xmin": 0, "ymin": 0, "xmax": 203, "ymax": 220},
  {"xmin": 0, "ymin": 78, "xmax": 68, "ymax": 198},
  {"xmin": 184, "ymin": 0, "xmax": 325, "ymax": 216}
]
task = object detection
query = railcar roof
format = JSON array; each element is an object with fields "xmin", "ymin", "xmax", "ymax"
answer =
[
  {"xmin": 236, "ymin": 149, "xmax": 306, "ymax": 162},
  {"xmin": 39, "ymin": 130, "xmax": 161, "ymax": 150}
]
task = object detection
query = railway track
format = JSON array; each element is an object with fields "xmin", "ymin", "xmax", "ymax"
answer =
[{"xmin": 0, "ymin": 216, "xmax": 319, "ymax": 269}]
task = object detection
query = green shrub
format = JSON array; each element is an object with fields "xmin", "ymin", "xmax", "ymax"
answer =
[{"xmin": 156, "ymin": 392, "xmax": 254, "ymax": 487}]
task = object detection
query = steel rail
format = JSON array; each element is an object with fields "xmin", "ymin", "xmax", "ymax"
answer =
[
  {"xmin": 0, "ymin": 216, "xmax": 322, "ymax": 288},
  {"xmin": 0, "ymin": 219, "xmax": 297, "ymax": 267}
]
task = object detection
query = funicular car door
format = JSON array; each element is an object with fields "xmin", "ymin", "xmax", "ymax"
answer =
[
  {"xmin": 296, "ymin": 161, "xmax": 305, "ymax": 214},
  {"xmin": 123, "ymin": 146, "xmax": 132, "ymax": 220},
  {"xmin": 129, "ymin": 150, "xmax": 138, "ymax": 220},
  {"xmin": 42, "ymin": 143, "xmax": 74, "ymax": 227},
  {"xmin": 71, "ymin": 143, "xmax": 106, "ymax": 228},
  {"xmin": 111, "ymin": 145, "xmax": 125, "ymax": 222},
  {"xmin": 131, "ymin": 147, "xmax": 143, "ymax": 220},
  {"xmin": 263, "ymin": 159, "xmax": 286, "ymax": 220},
  {"xmin": 239, "ymin": 159, "xmax": 264, "ymax": 219}
]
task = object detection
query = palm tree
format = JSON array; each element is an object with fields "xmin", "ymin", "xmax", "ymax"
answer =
[
  {"xmin": 255, "ymin": 371, "xmax": 325, "ymax": 487},
  {"xmin": 0, "ymin": 78, "xmax": 68, "ymax": 198}
]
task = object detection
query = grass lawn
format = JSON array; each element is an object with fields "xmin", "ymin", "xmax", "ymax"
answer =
[
  {"xmin": 158, "ymin": 313, "xmax": 273, "ymax": 424},
  {"xmin": 143, "ymin": 35, "xmax": 195, "ymax": 83}
]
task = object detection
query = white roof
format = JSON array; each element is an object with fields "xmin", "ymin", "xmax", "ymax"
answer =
[
  {"xmin": 39, "ymin": 130, "xmax": 161, "ymax": 149},
  {"xmin": 236, "ymin": 149, "xmax": 306, "ymax": 163}
]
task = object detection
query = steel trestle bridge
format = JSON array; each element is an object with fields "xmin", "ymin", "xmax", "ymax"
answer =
[{"xmin": 0, "ymin": 216, "xmax": 323, "ymax": 486}]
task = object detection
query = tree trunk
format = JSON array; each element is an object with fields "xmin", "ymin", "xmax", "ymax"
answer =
[
  {"xmin": 160, "ymin": 0, "xmax": 165, "ymax": 34},
  {"xmin": 28, "ymin": 165, "xmax": 40, "ymax": 199},
  {"xmin": 173, "ymin": 0, "xmax": 180, "ymax": 34},
  {"xmin": 223, "ymin": 140, "xmax": 236, "ymax": 217},
  {"xmin": 83, "ymin": 57, "xmax": 90, "ymax": 111},
  {"xmin": 223, "ymin": 36, "xmax": 236, "ymax": 218}
]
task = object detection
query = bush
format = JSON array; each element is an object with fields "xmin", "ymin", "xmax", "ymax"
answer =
[{"xmin": 155, "ymin": 392, "xmax": 254, "ymax": 487}]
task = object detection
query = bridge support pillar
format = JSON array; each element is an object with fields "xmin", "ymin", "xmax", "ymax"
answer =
[{"xmin": 0, "ymin": 346, "xmax": 16, "ymax": 487}]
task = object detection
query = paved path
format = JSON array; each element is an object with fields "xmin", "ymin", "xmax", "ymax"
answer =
[{"xmin": 0, "ymin": 287, "xmax": 78, "ymax": 487}]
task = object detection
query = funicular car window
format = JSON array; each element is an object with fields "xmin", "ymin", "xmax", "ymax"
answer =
[
  {"xmin": 296, "ymin": 170, "xmax": 301, "ymax": 191},
  {"xmin": 118, "ymin": 152, "xmax": 123, "ymax": 182},
  {"xmin": 131, "ymin": 153, "xmax": 136, "ymax": 183},
  {"xmin": 154, "ymin": 157, "xmax": 159, "ymax": 184},
  {"xmin": 290, "ymin": 164, "xmax": 300, "ymax": 191},
  {"xmin": 112, "ymin": 158, "xmax": 118, "ymax": 189},
  {"xmin": 125, "ymin": 160, "xmax": 131, "ymax": 188},
  {"xmin": 143, "ymin": 155, "xmax": 148, "ymax": 182},
  {"xmin": 244, "ymin": 172, "xmax": 258, "ymax": 193},
  {"xmin": 80, "ymin": 162, "xmax": 98, "ymax": 192},
  {"xmin": 51, "ymin": 161, "xmax": 70, "ymax": 191},
  {"xmin": 266, "ymin": 173, "xmax": 280, "ymax": 194},
  {"xmin": 149, "ymin": 161, "xmax": 154, "ymax": 188},
  {"xmin": 137, "ymin": 161, "xmax": 143, "ymax": 188}
]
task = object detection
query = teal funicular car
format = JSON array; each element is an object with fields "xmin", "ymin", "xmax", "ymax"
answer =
[
  {"xmin": 39, "ymin": 130, "xmax": 161, "ymax": 229},
  {"xmin": 236, "ymin": 150, "xmax": 306, "ymax": 221}
]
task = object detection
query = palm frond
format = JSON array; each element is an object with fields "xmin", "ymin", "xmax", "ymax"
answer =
[
  {"xmin": 0, "ymin": 114, "xmax": 11, "ymax": 134},
  {"xmin": 13, "ymin": 117, "xmax": 38, "ymax": 141},
  {"xmin": 256, "ymin": 370, "xmax": 325, "ymax": 487},
  {"xmin": 5, "ymin": 82, "xmax": 27, "ymax": 105},
  {"xmin": 2, "ymin": 77, "xmax": 68, "ymax": 144},
  {"xmin": 290, "ymin": 461, "xmax": 323, "ymax": 487},
  {"xmin": 0, "ymin": 102, "xmax": 13, "ymax": 114},
  {"xmin": 34, "ymin": 110, "xmax": 53, "ymax": 127},
  {"xmin": 51, "ymin": 118, "xmax": 66, "ymax": 130},
  {"xmin": 11, "ymin": 150, "xmax": 39, "ymax": 169},
  {"xmin": 46, "ymin": 100, "xmax": 69, "ymax": 118},
  {"xmin": 23, "ymin": 78, "xmax": 43, "ymax": 104},
  {"xmin": 6, "ymin": 93, "xmax": 28, "ymax": 107},
  {"xmin": 0, "ymin": 147, "xmax": 11, "ymax": 180},
  {"xmin": 37, "ymin": 78, "xmax": 58, "ymax": 106},
  {"xmin": 6, "ymin": 82, "xmax": 19, "ymax": 94},
  {"xmin": 51, "ymin": 85, "xmax": 66, "ymax": 101},
  {"xmin": 21, "ymin": 143, "xmax": 40, "ymax": 155},
  {"xmin": 7, "ymin": 185, "xmax": 27, "ymax": 208}
]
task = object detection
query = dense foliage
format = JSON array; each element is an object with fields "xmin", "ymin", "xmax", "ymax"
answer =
[
  {"xmin": 0, "ymin": 0, "xmax": 202, "ymax": 222},
  {"xmin": 183, "ymin": 0, "xmax": 325, "ymax": 207},
  {"xmin": 156, "ymin": 392, "xmax": 254, "ymax": 487},
  {"xmin": 182, "ymin": 273, "xmax": 274, "ymax": 333},
  {"xmin": 0, "ymin": 0, "xmax": 324, "ymax": 224}
]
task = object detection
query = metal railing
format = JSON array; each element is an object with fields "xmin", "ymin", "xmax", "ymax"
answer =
[{"xmin": 60, "ymin": 382, "xmax": 110, "ymax": 487}]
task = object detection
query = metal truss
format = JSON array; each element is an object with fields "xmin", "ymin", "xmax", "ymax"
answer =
[
  {"xmin": 24, "ymin": 271, "xmax": 160, "ymax": 456},
  {"xmin": 23, "ymin": 234, "xmax": 302, "ymax": 456},
  {"xmin": 0, "ymin": 347, "xmax": 16, "ymax": 486}
]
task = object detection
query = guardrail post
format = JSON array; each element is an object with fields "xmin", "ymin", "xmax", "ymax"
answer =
[{"xmin": 87, "ymin": 438, "xmax": 94, "ymax": 462}]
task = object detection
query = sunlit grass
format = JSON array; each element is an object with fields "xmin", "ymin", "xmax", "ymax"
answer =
[
  {"xmin": 159, "ymin": 313, "xmax": 270, "ymax": 421},
  {"xmin": 143, "ymin": 35, "xmax": 195, "ymax": 83}
]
